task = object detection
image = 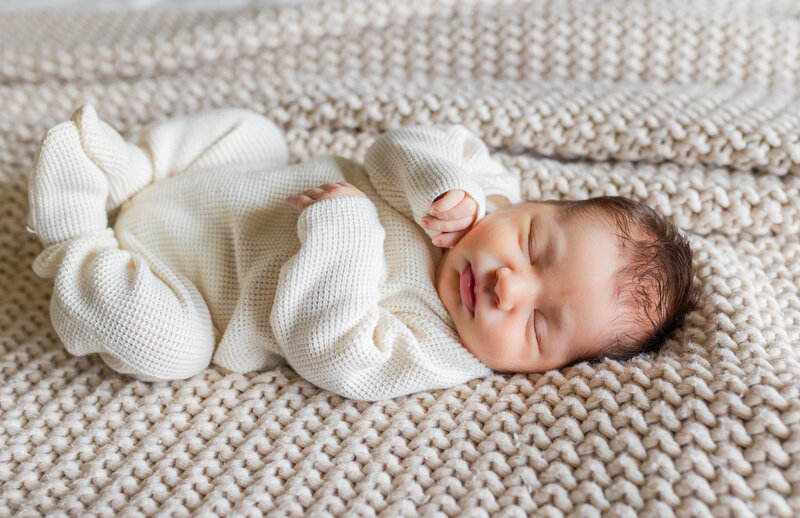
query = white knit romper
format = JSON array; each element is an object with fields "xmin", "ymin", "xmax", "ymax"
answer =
[{"xmin": 27, "ymin": 105, "xmax": 520, "ymax": 400}]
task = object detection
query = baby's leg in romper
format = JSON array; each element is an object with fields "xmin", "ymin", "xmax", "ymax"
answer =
[
  {"xmin": 110, "ymin": 104, "xmax": 289, "ymax": 209},
  {"xmin": 31, "ymin": 104, "xmax": 289, "ymax": 218},
  {"xmin": 27, "ymin": 105, "xmax": 286, "ymax": 381}
]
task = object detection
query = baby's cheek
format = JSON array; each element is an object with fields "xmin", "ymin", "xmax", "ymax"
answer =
[
  {"xmin": 477, "ymin": 324, "xmax": 524, "ymax": 366},
  {"xmin": 558, "ymin": 342, "xmax": 587, "ymax": 368}
]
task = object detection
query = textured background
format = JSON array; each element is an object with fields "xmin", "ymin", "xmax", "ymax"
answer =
[
  {"xmin": 0, "ymin": 0, "xmax": 326, "ymax": 12},
  {"xmin": 1, "ymin": 0, "xmax": 799, "ymax": 516}
]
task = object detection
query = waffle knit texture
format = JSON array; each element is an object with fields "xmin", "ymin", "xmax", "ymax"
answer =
[
  {"xmin": 3, "ymin": 0, "xmax": 800, "ymax": 516},
  {"xmin": 27, "ymin": 104, "xmax": 519, "ymax": 400}
]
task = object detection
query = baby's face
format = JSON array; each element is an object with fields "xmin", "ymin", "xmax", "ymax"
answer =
[{"xmin": 435, "ymin": 201, "xmax": 626, "ymax": 372}]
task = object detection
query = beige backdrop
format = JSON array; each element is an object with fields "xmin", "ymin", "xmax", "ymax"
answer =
[{"xmin": 1, "ymin": 0, "xmax": 799, "ymax": 516}]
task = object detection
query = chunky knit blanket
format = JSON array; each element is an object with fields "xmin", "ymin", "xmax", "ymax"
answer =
[{"xmin": 2, "ymin": 0, "xmax": 800, "ymax": 516}]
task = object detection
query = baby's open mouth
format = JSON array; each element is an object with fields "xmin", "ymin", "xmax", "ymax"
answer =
[{"xmin": 460, "ymin": 263, "xmax": 476, "ymax": 317}]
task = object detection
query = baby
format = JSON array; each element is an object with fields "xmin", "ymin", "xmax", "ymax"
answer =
[{"xmin": 27, "ymin": 105, "xmax": 694, "ymax": 401}]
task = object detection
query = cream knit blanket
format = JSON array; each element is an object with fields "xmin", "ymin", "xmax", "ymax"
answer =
[{"xmin": 2, "ymin": 0, "xmax": 799, "ymax": 516}]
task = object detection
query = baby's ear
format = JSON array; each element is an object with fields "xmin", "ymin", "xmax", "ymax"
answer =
[{"xmin": 486, "ymin": 194, "xmax": 513, "ymax": 213}]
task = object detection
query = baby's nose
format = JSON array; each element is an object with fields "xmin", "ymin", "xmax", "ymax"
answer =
[{"xmin": 494, "ymin": 266, "xmax": 532, "ymax": 311}]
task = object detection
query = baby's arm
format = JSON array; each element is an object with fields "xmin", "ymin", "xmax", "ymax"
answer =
[
  {"xmin": 362, "ymin": 125, "xmax": 520, "ymax": 244},
  {"xmin": 274, "ymin": 184, "xmax": 488, "ymax": 400},
  {"xmin": 275, "ymin": 187, "xmax": 388, "ymax": 399}
]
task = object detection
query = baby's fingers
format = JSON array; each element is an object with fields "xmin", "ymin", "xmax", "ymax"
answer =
[
  {"xmin": 283, "ymin": 194, "xmax": 312, "ymax": 212},
  {"xmin": 430, "ymin": 190, "xmax": 466, "ymax": 215},
  {"xmin": 433, "ymin": 196, "xmax": 477, "ymax": 221},
  {"xmin": 421, "ymin": 213, "xmax": 475, "ymax": 232},
  {"xmin": 433, "ymin": 230, "xmax": 469, "ymax": 248}
]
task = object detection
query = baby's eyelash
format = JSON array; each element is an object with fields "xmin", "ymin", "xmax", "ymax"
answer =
[
  {"xmin": 534, "ymin": 311, "xmax": 548, "ymax": 350},
  {"xmin": 528, "ymin": 221, "xmax": 536, "ymax": 262}
]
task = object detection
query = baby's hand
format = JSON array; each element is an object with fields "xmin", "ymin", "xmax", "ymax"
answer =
[
  {"xmin": 421, "ymin": 190, "xmax": 478, "ymax": 248},
  {"xmin": 283, "ymin": 182, "xmax": 367, "ymax": 212}
]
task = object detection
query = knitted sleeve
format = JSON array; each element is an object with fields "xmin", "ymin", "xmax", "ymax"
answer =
[
  {"xmin": 270, "ymin": 195, "xmax": 488, "ymax": 401},
  {"xmin": 362, "ymin": 125, "xmax": 521, "ymax": 240}
]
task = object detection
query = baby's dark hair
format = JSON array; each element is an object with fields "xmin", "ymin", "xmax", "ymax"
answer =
[{"xmin": 553, "ymin": 196, "xmax": 696, "ymax": 363}]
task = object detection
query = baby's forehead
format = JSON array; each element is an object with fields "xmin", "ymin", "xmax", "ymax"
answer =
[
  {"xmin": 515, "ymin": 199, "xmax": 599, "ymax": 223},
  {"xmin": 502, "ymin": 201, "xmax": 629, "ymax": 264},
  {"xmin": 526, "ymin": 200, "xmax": 625, "ymax": 239}
]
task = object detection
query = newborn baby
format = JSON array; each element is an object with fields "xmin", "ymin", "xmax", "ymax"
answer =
[{"xmin": 28, "ymin": 105, "xmax": 694, "ymax": 401}]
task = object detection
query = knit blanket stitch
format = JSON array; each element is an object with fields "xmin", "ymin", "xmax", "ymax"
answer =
[{"xmin": 1, "ymin": 0, "xmax": 799, "ymax": 516}]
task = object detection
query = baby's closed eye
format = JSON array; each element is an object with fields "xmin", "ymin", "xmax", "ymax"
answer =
[{"xmin": 528, "ymin": 223, "xmax": 535, "ymax": 260}]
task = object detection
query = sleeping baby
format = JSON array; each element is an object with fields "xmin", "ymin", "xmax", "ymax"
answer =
[{"xmin": 27, "ymin": 105, "xmax": 695, "ymax": 401}]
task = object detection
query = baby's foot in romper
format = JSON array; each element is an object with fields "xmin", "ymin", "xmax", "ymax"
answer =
[
  {"xmin": 71, "ymin": 104, "xmax": 152, "ymax": 213},
  {"xmin": 28, "ymin": 109, "xmax": 111, "ymax": 248}
]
